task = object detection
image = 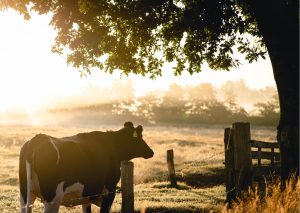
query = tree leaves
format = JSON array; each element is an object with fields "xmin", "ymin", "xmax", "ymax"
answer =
[{"xmin": 2, "ymin": 0, "xmax": 267, "ymax": 76}]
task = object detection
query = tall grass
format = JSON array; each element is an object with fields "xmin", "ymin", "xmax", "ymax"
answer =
[{"xmin": 222, "ymin": 176, "xmax": 300, "ymax": 213}]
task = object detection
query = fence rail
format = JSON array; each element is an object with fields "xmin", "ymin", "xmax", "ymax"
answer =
[
  {"xmin": 250, "ymin": 139, "xmax": 280, "ymax": 166},
  {"xmin": 250, "ymin": 140, "xmax": 279, "ymax": 148},
  {"xmin": 251, "ymin": 151, "xmax": 280, "ymax": 161}
]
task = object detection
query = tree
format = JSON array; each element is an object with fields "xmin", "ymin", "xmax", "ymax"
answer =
[
  {"xmin": 253, "ymin": 94, "xmax": 280, "ymax": 125},
  {"xmin": 222, "ymin": 81, "xmax": 237, "ymax": 108},
  {"xmin": 187, "ymin": 83, "xmax": 217, "ymax": 102},
  {"xmin": 1, "ymin": 0, "xmax": 298, "ymax": 181},
  {"xmin": 254, "ymin": 94, "xmax": 279, "ymax": 118}
]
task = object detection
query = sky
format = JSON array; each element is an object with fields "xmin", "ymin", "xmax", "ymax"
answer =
[{"xmin": 0, "ymin": 9, "xmax": 276, "ymax": 113}]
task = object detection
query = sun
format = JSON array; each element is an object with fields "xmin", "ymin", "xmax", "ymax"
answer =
[
  {"xmin": 0, "ymin": 10, "xmax": 89, "ymax": 111},
  {"xmin": 0, "ymin": 10, "xmax": 130, "ymax": 113}
]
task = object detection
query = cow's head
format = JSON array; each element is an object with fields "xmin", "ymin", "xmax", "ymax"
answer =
[{"xmin": 118, "ymin": 121, "xmax": 154, "ymax": 161}]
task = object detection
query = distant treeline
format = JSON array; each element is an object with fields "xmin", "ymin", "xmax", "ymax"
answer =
[{"xmin": 50, "ymin": 81, "xmax": 279, "ymax": 126}]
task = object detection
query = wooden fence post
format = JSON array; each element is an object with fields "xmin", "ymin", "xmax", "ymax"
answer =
[
  {"xmin": 167, "ymin": 149, "xmax": 177, "ymax": 187},
  {"xmin": 121, "ymin": 161, "xmax": 134, "ymax": 213},
  {"xmin": 258, "ymin": 147, "xmax": 262, "ymax": 167},
  {"xmin": 232, "ymin": 122, "xmax": 253, "ymax": 196},
  {"xmin": 224, "ymin": 127, "xmax": 235, "ymax": 202},
  {"xmin": 271, "ymin": 147, "xmax": 275, "ymax": 166}
]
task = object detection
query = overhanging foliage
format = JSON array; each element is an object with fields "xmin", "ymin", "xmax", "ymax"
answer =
[{"xmin": 0, "ymin": 0, "xmax": 267, "ymax": 77}]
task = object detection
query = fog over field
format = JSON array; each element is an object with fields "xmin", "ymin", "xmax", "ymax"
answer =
[{"xmin": 0, "ymin": 80, "xmax": 278, "ymax": 127}]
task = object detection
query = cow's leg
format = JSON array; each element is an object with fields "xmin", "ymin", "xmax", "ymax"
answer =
[
  {"xmin": 20, "ymin": 193, "xmax": 26, "ymax": 213},
  {"xmin": 82, "ymin": 204, "xmax": 92, "ymax": 213},
  {"xmin": 20, "ymin": 160, "xmax": 36, "ymax": 213},
  {"xmin": 100, "ymin": 187, "xmax": 116, "ymax": 213},
  {"xmin": 44, "ymin": 202, "xmax": 60, "ymax": 213},
  {"xmin": 20, "ymin": 193, "xmax": 36, "ymax": 213},
  {"xmin": 43, "ymin": 181, "xmax": 64, "ymax": 213}
]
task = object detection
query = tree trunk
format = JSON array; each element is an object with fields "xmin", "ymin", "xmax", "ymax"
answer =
[{"xmin": 249, "ymin": 0, "xmax": 299, "ymax": 183}]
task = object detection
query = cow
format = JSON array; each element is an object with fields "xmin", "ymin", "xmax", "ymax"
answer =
[{"xmin": 19, "ymin": 122, "xmax": 154, "ymax": 213}]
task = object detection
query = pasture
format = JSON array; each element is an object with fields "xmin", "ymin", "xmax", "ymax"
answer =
[{"xmin": 0, "ymin": 124, "xmax": 277, "ymax": 212}]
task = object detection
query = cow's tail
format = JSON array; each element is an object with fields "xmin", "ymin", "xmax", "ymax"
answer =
[{"xmin": 19, "ymin": 141, "xmax": 33, "ymax": 213}]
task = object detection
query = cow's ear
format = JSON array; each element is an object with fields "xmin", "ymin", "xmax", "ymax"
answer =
[
  {"xmin": 133, "ymin": 131, "xmax": 138, "ymax": 138},
  {"xmin": 136, "ymin": 125, "xmax": 143, "ymax": 134},
  {"xmin": 124, "ymin": 121, "xmax": 134, "ymax": 128}
]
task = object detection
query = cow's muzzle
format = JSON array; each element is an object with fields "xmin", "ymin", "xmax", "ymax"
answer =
[{"xmin": 144, "ymin": 149, "xmax": 154, "ymax": 159}]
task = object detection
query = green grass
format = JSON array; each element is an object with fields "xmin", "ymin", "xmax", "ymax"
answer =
[{"xmin": 0, "ymin": 124, "xmax": 277, "ymax": 212}]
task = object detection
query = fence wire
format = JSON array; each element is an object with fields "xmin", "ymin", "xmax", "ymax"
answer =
[
  {"xmin": 202, "ymin": 150, "xmax": 225, "ymax": 162},
  {"xmin": 4, "ymin": 190, "xmax": 121, "ymax": 211}
]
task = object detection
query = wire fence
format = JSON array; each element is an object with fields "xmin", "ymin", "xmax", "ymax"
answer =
[
  {"xmin": 4, "ymin": 190, "xmax": 121, "ymax": 211},
  {"xmin": 200, "ymin": 150, "xmax": 225, "ymax": 162}
]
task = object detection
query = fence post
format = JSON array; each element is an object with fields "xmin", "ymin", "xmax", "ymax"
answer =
[
  {"xmin": 167, "ymin": 149, "xmax": 177, "ymax": 187},
  {"xmin": 232, "ymin": 122, "xmax": 253, "ymax": 197},
  {"xmin": 271, "ymin": 147, "xmax": 275, "ymax": 166},
  {"xmin": 224, "ymin": 127, "xmax": 236, "ymax": 203},
  {"xmin": 121, "ymin": 161, "xmax": 134, "ymax": 213},
  {"xmin": 258, "ymin": 147, "xmax": 262, "ymax": 167}
]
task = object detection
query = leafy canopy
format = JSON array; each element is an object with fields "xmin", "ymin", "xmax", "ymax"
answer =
[{"xmin": 0, "ymin": 0, "xmax": 266, "ymax": 77}]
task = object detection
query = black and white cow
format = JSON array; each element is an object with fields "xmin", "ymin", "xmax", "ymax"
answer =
[{"xmin": 19, "ymin": 122, "xmax": 154, "ymax": 213}]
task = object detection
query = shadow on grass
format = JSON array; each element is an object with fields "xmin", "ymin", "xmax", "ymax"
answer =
[
  {"xmin": 178, "ymin": 167, "xmax": 226, "ymax": 188},
  {"xmin": 176, "ymin": 163, "xmax": 280, "ymax": 189},
  {"xmin": 252, "ymin": 164, "xmax": 280, "ymax": 179},
  {"xmin": 0, "ymin": 177, "xmax": 18, "ymax": 186},
  {"xmin": 134, "ymin": 207, "xmax": 216, "ymax": 213},
  {"xmin": 152, "ymin": 183, "xmax": 191, "ymax": 190},
  {"xmin": 252, "ymin": 163, "xmax": 281, "ymax": 191}
]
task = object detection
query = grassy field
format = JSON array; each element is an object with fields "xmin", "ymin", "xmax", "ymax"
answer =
[{"xmin": 0, "ymin": 124, "xmax": 277, "ymax": 212}]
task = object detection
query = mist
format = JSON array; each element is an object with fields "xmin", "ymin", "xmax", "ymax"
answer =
[{"xmin": 0, "ymin": 79, "xmax": 278, "ymax": 127}]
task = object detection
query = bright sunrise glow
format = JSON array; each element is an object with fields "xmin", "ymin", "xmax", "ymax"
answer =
[{"xmin": 0, "ymin": 10, "xmax": 276, "ymax": 113}]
